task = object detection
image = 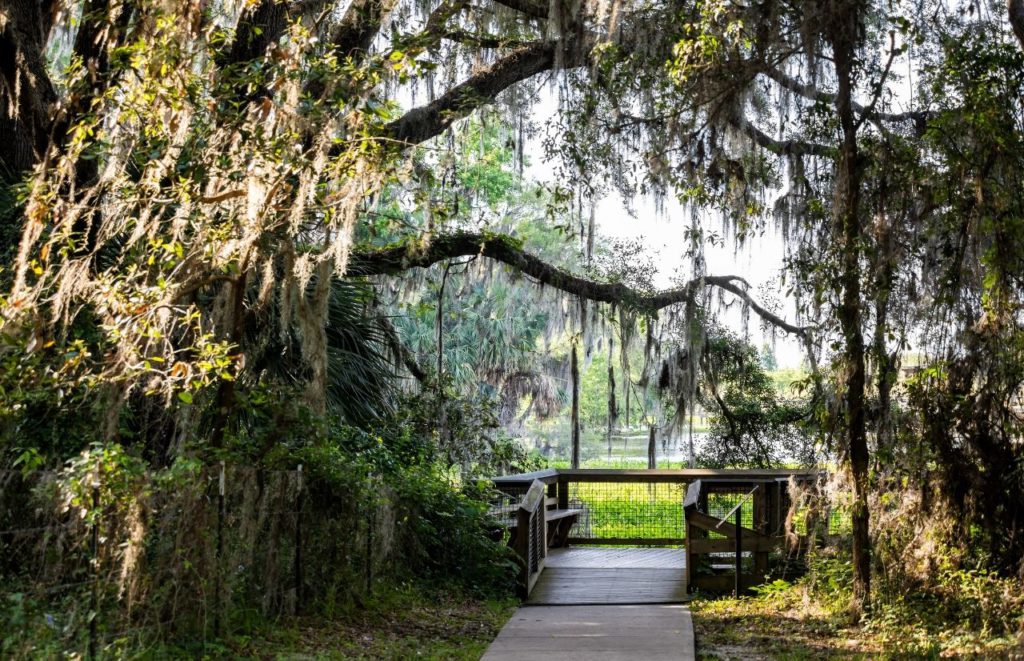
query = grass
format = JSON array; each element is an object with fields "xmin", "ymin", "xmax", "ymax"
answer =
[
  {"xmin": 562, "ymin": 482, "xmax": 757, "ymax": 541},
  {"xmin": 691, "ymin": 587, "xmax": 879, "ymax": 659},
  {"xmin": 691, "ymin": 583, "xmax": 1024, "ymax": 660}
]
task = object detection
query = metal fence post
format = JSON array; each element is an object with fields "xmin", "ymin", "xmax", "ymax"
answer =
[
  {"xmin": 294, "ymin": 464, "xmax": 303, "ymax": 614},
  {"xmin": 89, "ymin": 477, "xmax": 100, "ymax": 660},
  {"xmin": 365, "ymin": 472, "xmax": 374, "ymax": 596},
  {"xmin": 215, "ymin": 461, "xmax": 225, "ymax": 637}
]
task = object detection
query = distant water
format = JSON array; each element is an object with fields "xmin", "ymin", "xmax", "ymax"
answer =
[
  {"xmin": 528, "ymin": 431, "xmax": 712, "ymax": 466},
  {"xmin": 600, "ymin": 432, "xmax": 710, "ymax": 464}
]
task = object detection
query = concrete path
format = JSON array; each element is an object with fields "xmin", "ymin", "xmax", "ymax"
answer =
[{"xmin": 481, "ymin": 604, "xmax": 695, "ymax": 660}]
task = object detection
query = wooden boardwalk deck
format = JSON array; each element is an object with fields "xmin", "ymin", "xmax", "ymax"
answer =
[
  {"xmin": 546, "ymin": 547, "xmax": 686, "ymax": 569},
  {"xmin": 528, "ymin": 547, "xmax": 688, "ymax": 605},
  {"xmin": 483, "ymin": 548, "xmax": 695, "ymax": 659}
]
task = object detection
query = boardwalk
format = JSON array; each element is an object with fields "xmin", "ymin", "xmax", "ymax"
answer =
[
  {"xmin": 482, "ymin": 548, "xmax": 695, "ymax": 660},
  {"xmin": 528, "ymin": 547, "xmax": 688, "ymax": 605}
]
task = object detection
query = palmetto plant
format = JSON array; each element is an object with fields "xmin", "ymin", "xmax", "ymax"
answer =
[
  {"xmin": 395, "ymin": 273, "xmax": 559, "ymax": 425},
  {"xmin": 244, "ymin": 279, "xmax": 397, "ymax": 429}
]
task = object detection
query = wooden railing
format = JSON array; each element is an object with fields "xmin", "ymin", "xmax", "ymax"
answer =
[
  {"xmin": 492, "ymin": 468, "xmax": 823, "ymax": 595},
  {"xmin": 683, "ymin": 478, "xmax": 790, "ymax": 593},
  {"xmin": 512, "ymin": 480, "xmax": 547, "ymax": 597}
]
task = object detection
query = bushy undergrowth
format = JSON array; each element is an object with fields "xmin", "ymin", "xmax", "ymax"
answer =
[
  {"xmin": 0, "ymin": 390, "xmax": 528, "ymax": 657},
  {"xmin": 799, "ymin": 544, "xmax": 1024, "ymax": 657},
  {"xmin": 694, "ymin": 548, "xmax": 1023, "ymax": 659}
]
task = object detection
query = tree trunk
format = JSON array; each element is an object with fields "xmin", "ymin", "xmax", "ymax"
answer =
[
  {"xmin": 607, "ymin": 338, "xmax": 616, "ymax": 459},
  {"xmin": 647, "ymin": 426, "xmax": 656, "ymax": 469},
  {"xmin": 571, "ymin": 341, "xmax": 581, "ymax": 469},
  {"xmin": 0, "ymin": 0, "xmax": 59, "ymax": 177},
  {"xmin": 828, "ymin": 7, "xmax": 871, "ymax": 615}
]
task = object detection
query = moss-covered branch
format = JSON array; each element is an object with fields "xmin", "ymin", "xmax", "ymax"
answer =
[{"xmin": 347, "ymin": 232, "xmax": 810, "ymax": 338}]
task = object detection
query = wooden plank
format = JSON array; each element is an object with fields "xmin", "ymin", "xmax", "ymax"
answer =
[
  {"xmin": 481, "ymin": 604, "xmax": 695, "ymax": 661},
  {"xmin": 692, "ymin": 573, "xmax": 762, "ymax": 593},
  {"xmin": 546, "ymin": 508, "xmax": 582, "ymax": 521},
  {"xmin": 688, "ymin": 537, "xmax": 782, "ymax": 554},
  {"xmin": 519, "ymin": 479, "xmax": 546, "ymax": 514},
  {"xmin": 686, "ymin": 510, "xmax": 762, "ymax": 539},
  {"xmin": 492, "ymin": 468, "xmax": 559, "ymax": 487},
  {"xmin": 526, "ymin": 567, "xmax": 689, "ymax": 605},
  {"xmin": 683, "ymin": 480, "xmax": 702, "ymax": 511},
  {"xmin": 556, "ymin": 468, "xmax": 821, "ymax": 481},
  {"xmin": 568, "ymin": 537, "xmax": 684, "ymax": 546},
  {"xmin": 546, "ymin": 547, "xmax": 686, "ymax": 569}
]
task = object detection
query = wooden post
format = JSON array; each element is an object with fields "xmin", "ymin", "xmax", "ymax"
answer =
[
  {"xmin": 557, "ymin": 474, "xmax": 569, "ymax": 510},
  {"xmin": 734, "ymin": 507, "xmax": 742, "ymax": 598},
  {"xmin": 683, "ymin": 480, "xmax": 702, "ymax": 594},
  {"xmin": 753, "ymin": 482, "xmax": 768, "ymax": 579},
  {"xmin": 684, "ymin": 510, "xmax": 693, "ymax": 592},
  {"xmin": 515, "ymin": 480, "xmax": 547, "ymax": 598}
]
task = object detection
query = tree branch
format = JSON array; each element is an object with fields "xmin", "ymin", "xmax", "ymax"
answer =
[
  {"xmin": 331, "ymin": 0, "xmax": 401, "ymax": 58},
  {"xmin": 377, "ymin": 315, "xmax": 429, "ymax": 382},
  {"xmin": 731, "ymin": 118, "xmax": 833, "ymax": 159},
  {"xmin": 490, "ymin": 0, "xmax": 549, "ymax": 19},
  {"xmin": 762, "ymin": 67, "xmax": 930, "ymax": 125},
  {"xmin": 382, "ymin": 38, "xmax": 586, "ymax": 145},
  {"xmin": 347, "ymin": 231, "xmax": 810, "ymax": 338}
]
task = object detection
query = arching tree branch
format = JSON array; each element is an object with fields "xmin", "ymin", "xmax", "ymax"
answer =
[
  {"xmin": 761, "ymin": 67, "xmax": 931, "ymax": 125},
  {"xmin": 383, "ymin": 38, "xmax": 590, "ymax": 144},
  {"xmin": 491, "ymin": 0, "xmax": 549, "ymax": 19},
  {"xmin": 731, "ymin": 119, "xmax": 833, "ymax": 159},
  {"xmin": 347, "ymin": 232, "xmax": 810, "ymax": 338}
]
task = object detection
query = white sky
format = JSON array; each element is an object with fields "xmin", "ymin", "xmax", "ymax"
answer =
[{"xmin": 524, "ymin": 143, "xmax": 807, "ymax": 369}]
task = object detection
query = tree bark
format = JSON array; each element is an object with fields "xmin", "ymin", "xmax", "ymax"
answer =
[
  {"xmin": 382, "ymin": 38, "xmax": 587, "ymax": 146},
  {"xmin": 571, "ymin": 341, "xmax": 581, "ymax": 469},
  {"xmin": 1009, "ymin": 0, "xmax": 1024, "ymax": 50},
  {"xmin": 0, "ymin": 0, "xmax": 60, "ymax": 176},
  {"xmin": 607, "ymin": 337, "xmax": 616, "ymax": 458},
  {"xmin": 827, "ymin": 5, "xmax": 871, "ymax": 615}
]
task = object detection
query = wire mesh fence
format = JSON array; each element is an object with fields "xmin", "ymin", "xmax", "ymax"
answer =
[
  {"xmin": 0, "ymin": 465, "xmax": 389, "ymax": 658},
  {"xmin": 566, "ymin": 480, "xmax": 688, "ymax": 544},
  {"xmin": 489, "ymin": 476, "xmax": 850, "ymax": 546},
  {"xmin": 792, "ymin": 504, "xmax": 852, "ymax": 537}
]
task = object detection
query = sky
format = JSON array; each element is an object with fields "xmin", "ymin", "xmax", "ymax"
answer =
[{"xmin": 524, "ymin": 145, "xmax": 807, "ymax": 368}]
